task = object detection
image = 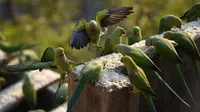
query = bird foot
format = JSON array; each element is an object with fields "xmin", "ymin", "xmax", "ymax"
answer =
[{"xmin": 96, "ymin": 46, "xmax": 102, "ymax": 51}]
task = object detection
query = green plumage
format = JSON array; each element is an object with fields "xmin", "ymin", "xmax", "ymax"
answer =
[
  {"xmin": 23, "ymin": 74, "xmax": 37, "ymax": 109},
  {"xmin": 70, "ymin": 7, "xmax": 133, "ymax": 50},
  {"xmin": 128, "ymin": 26, "xmax": 143, "ymax": 45},
  {"xmin": 115, "ymin": 44, "xmax": 161, "ymax": 72},
  {"xmin": 180, "ymin": 3, "xmax": 200, "ymax": 22},
  {"xmin": 101, "ymin": 26, "xmax": 126, "ymax": 56},
  {"xmin": 67, "ymin": 59, "xmax": 106, "ymax": 112},
  {"xmin": 146, "ymin": 37, "xmax": 183, "ymax": 63},
  {"xmin": 121, "ymin": 56, "xmax": 157, "ymax": 112},
  {"xmin": 146, "ymin": 37, "xmax": 196, "ymax": 105},
  {"xmin": 163, "ymin": 31, "xmax": 200, "ymax": 60},
  {"xmin": 158, "ymin": 15, "xmax": 182, "ymax": 34}
]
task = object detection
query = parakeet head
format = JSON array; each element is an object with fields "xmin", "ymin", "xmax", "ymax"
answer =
[
  {"xmin": 55, "ymin": 47, "xmax": 65, "ymax": 57},
  {"xmin": 115, "ymin": 44, "xmax": 128, "ymax": 54},
  {"xmin": 145, "ymin": 37, "xmax": 159, "ymax": 46},
  {"xmin": 88, "ymin": 20, "xmax": 98, "ymax": 32},
  {"xmin": 113, "ymin": 26, "xmax": 126, "ymax": 36},
  {"xmin": 121, "ymin": 55, "xmax": 136, "ymax": 67},
  {"xmin": 132, "ymin": 26, "xmax": 141, "ymax": 36}
]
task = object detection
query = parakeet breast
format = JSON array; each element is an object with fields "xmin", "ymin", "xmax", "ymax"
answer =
[{"xmin": 55, "ymin": 57, "xmax": 69, "ymax": 73}]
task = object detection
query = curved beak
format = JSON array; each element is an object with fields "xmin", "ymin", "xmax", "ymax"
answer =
[
  {"xmin": 122, "ymin": 30, "xmax": 126, "ymax": 36},
  {"xmin": 60, "ymin": 51, "xmax": 65, "ymax": 57}
]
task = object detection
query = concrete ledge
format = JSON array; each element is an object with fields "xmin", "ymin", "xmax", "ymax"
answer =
[
  {"xmin": 68, "ymin": 19, "xmax": 200, "ymax": 112},
  {"xmin": 0, "ymin": 69, "xmax": 60, "ymax": 112}
]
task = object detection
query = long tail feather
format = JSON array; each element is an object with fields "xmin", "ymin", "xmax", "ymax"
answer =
[
  {"xmin": 152, "ymin": 71, "xmax": 191, "ymax": 108},
  {"xmin": 143, "ymin": 94, "xmax": 157, "ymax": 112},
  {"xmin": 193, "ymin": 60, "xmax": 200, "ymax": 84},
  {"xmin": 175, "ymin": 64, "xmax": 196, "ymax": 105},
  {"xmin": 67, "ymin": 82, "xmax": 86, "ymax": 112}
]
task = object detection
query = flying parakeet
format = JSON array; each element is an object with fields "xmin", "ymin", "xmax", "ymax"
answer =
[
  {"xmin": 23, "ymin": 74, "xmax": 37, "ymax": 109},
  {"xmin": 115, "ymin": 44, "xmax": 190, "ymax": 107},
  {"xmin": 101, "ymin": 26, "xmax": 126, "ymax": 56},
  {"xmin": 121, "ymin": 56, "xmax": 157, "ymax": 112},
  {"xmin": 67, "ymin": 59, "xmax": 107, "ymax": 112},
  {"xmin": 146, "ymin": 37, "xmax": 196, "ymax": 105},
  {"xmin": 164, "ymin": 31, "xmax": 200, "ymax": 85},
  {"xmin": 128, "ymin": 26, "xmax": 143, "ymax": 45},
  {"xmin": 3, "ymin": 47, "xmax": 79, "ymax": 96},
  {"xmin": 69, "ymin": 7, "xmax": 133, "ymax": 50},
  {"xmin": 158, "ymin": 15, "xmax": 182, "ymax": 34},
  {"xmin": 180, "ymin": 3, "xmax": 200, "ymax": 22}
]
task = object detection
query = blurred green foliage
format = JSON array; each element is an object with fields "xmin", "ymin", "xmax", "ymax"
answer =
[{"xmin": 0, "ymin": 0, "xmax": 198, "ymax": 62}]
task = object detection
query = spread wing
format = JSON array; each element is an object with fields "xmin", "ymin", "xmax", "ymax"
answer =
[
  {"xmin": 69, "ymin": 19, "xmax": 90, "ymax": 50},
  {"xmin": 96, "ymin": 7, "xmax": 133, "ymax": 32},
  {"xmin": 3, "ymin": 61, "xmax": 54, "ymax": 72}
]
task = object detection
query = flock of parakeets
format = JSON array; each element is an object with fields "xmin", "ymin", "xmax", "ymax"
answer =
[{"xmin": 1, "ymin": 3, "xmax": 200, "ymax": 112}]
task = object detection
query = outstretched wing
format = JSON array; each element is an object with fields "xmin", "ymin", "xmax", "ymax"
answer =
[
  {"xmin": 69, "ymin": 19, "xmax": 90, "ymax": 50},
  {"xmin": 96, "ymin": 7, "xmax": 133, "ymax": 32},
  {"xmin": 3, "ymin": 61, "xmax": 53, "ymax": 72}
]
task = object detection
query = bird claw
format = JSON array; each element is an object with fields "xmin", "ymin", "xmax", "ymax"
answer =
[{"xmin": 96, "ymin": 46, "xmax": 102, "ymax": 51}]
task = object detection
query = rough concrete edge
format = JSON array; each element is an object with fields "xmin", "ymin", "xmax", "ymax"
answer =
[
  {"xmin": 70, "ymin": 19, "xmax": 200, "ymax": 92},
  {"xmin": 0, "ymin": 69, "xmax": 60, "ymax": 112}
]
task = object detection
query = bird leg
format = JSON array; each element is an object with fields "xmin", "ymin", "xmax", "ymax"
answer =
[
  {"xmin": 95, "ymin": 45, "xmax": 102, "ymax": 51},
  {"xmin": 88, "ymin": 43, "xmax": 94, "ymax": 51}
]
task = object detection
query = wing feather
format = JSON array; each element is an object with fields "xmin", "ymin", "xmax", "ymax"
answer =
[
  {"xmin": 96, "ymin": 7, "xmax": 133, "ymax": 32},
  {"xmin": 69, "ymin": 19, "xmax": 90, "ymax": 50}
]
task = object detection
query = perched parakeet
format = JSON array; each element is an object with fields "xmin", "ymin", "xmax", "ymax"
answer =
[
  {"xmin": 121, "ymin": 56, "xmax": 157, "ymax": 112},
  {"xmin": 158, "ymin": 15, "xmax": 182, "ymax": 34},
  {"xmin": 115, "ymin": 44, "xmax": 190, "ymax": 107},
  {"xmin": 69, "ymin": 7, "xmax": 133, "ymax": 50},
  {"xmin": 128, "ymin": 26, "xmax": 143, "ymax": 45},
  {"xmin": 115, "ymin": 44, "xmax": 161, "ymax": 72},
  {"xmin": 180, "ymin": 3, "xmax": 200, "ymax": 22},
  {"xmin": 3, "ymin": 47, "xmax": 79, "ymax": 96},
  {"xmin": 164, "ymin": 31, "xmax": 200, "ymax": 85},
  {"xmin": 67, "ymin": 59, "xmax": 107, "ymax": 112},
  {"xmin": 23, "ymin": 74, "xmax": 37, "ymax": 109},
  {"xmin": 101, "ymin": 26, "xmax": 126, "ymax": 56},
  {"xmin": 146, "ymin": 37, "xmax": 196, "ymax": 105}
]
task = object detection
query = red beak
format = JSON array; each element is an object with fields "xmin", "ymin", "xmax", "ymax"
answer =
[
  {"xmin": 90, "ymin": 28, "xmax": 95, "ymax": 32},
  {"xmin": 122, "ymin": 30, "xmax": 126, "ymax": 35},
  {"xmin": 60, "ymin": 51, "xmax": 65, "ymax": 57},
  {"xmin": 136, "ymin": 32, "xmax": 139, "ymax": 36}
]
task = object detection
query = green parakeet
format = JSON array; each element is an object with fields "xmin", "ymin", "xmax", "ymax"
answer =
[
  {"xmin": 164, "ymin": 31, "xmax": 200, "ymax": 84},
  {"xmin": 2, "ymin": 47, "xmax": 79, "ymax": 96},
  {"xmin": 67, "ymin": 59, "xmax": 107, "ymax": 112},
  {"xmin": 115, "ymin": 44, "xmax": 161, "ymax": 72},
  {"xmin": 146, "ymin": 37, "xmax": 196, "ymax": 105},
  {"xmin": 158, "ymin": 15, "xmax": 182, "ymax": 34},
  {"xmin": 180, "ymin": 3, "xmax": 200, "ymax": 22},
  {"xmin": 115, "ymin": 44, "xmax": 190, "ymax": 107},
  {"xmin": 128, "ymin": 26, "xmax": 143, "ymax": 45},
  {"xmin": 101, "ymin": 26, "xmax": 126, "ymax": 56},
  {"xmin": 121, "ymin": 56, "xmax": 157, "ymax": 112},
  {"xmin": 23, "ymin": 74, "xmax": 37, "ymax": 109},
  {"xmin": 69, "ymin": 7, "xmax": 133, "ymax": 50}
]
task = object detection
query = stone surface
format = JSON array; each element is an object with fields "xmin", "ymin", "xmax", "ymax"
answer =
[
  {"xmin": 0, "ymin": 69, "xmax": 60, "ymax": 112},
  {"xmin": 68, "ymin": 19, "xmax": 200, "ymax": 112}
]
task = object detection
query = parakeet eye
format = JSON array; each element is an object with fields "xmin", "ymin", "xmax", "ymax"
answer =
[
  {"xmin": 136, "ymin": 32, "xmax": 139, "ymax": 36},
  {"xmin": 60, "ymin": 51, "xmax": 64, "ymax": 57}
]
